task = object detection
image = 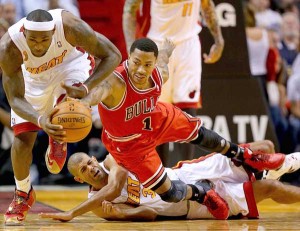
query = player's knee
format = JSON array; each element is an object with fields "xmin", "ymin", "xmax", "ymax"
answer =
[
  {"xmin": 13, "ymin": 135, "xmax": 36, "ymax": 155},
  {"xmin": 263, "ymin": 140, "xmax": 275, "ymax": 153},
  {"xmin": 159, "ymin": 180, "xmax": 187, "ymax": 203},
  {"xmin": 190, "ymin": 126, "xmax": 225, "ymax": 152}
]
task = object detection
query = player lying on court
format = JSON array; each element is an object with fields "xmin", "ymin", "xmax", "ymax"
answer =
[
  {"xmin": 40, "ymin": 140, "xmax": 300, "ymax": 221},
  {"xmin": 40, "ymin": 38, "xmax": 286, "ymax": 221}
]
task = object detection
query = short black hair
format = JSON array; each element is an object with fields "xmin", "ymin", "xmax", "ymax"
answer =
[
  {"xmin": 26, "ymin": 9, "xmax": 53, "ymax": 22},
  {"xmin": 130, "ymin": 38, "xmax": 158, "ymax": 58}
]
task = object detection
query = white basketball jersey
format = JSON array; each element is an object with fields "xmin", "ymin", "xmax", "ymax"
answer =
[
  {"xmin": 147, "ymin": 0, "xmax": 201, "ymax": 43},
  {"xmin": 8, "ymin": 9, "xmax": 90, "ymax": 78},
  {"xmin": 89, "ymin": 163, "xmax": 188, "ymax": 217}
]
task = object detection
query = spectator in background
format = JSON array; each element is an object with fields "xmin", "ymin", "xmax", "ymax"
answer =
[
  {"xmin": 0, "ymin": 0, "xmax": 17, "ymax": 25},
  {"xmin": 278, "ymin": 12, "xmax": 300, "ymax": 75},
  {"xmin": 255, "ymin": 0, "xmax": 283, "ymax": 32},
  {"xmin": 244, "ymin": 1, "xmax": 290, "ymax": 153},
  {"xmin": 0, "ymin": 0, "xmax": 25, "ymax": 22},
  {"xmin": 23, "ymin": 0, "xmax": 80, "ymax": 17},
  {"xmin": 288, "ymin": 55, "xmax": 300, "ymax": 152}
]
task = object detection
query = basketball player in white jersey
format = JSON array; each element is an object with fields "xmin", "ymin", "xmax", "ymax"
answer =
[
  {"xmin": 0, "ymin": 9, "xmax": 121, "ymax": 225},
  {"xmin": 39, "ymin": 140, "xmax": 300, "ymax": 221},
  {"xmin": 122, "ymin": 0, "xmax": 224, "ymax": 164}
]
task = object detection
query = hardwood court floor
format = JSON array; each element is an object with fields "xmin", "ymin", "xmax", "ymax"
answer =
[{"xmin": 1, "ymin": 187, "xmax": 300, "ymax": 230}]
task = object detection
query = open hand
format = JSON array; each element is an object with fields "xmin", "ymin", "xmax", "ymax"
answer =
[
  {"xmin": 203, "ymin": 39, "xmax": 224, "ymax": 64},
  {"xmin": 39, "ymin": 211, "xmax": 74, "ymax": 222},
  {"xmin": 101, "ymin": 200, "xmax": 124, "ymax": 218},
  {"xmin": 61, "ymin": 81, "xmax": 88, "ymax": 99},
  {"xmin": 161, "ymin": 38, "xmax": 176, "ymax": 58}
]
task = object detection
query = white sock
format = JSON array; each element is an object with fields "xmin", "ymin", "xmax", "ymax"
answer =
[{"xmin": 15, "ymin": 175, "xmax": 31, "ymax": 194}]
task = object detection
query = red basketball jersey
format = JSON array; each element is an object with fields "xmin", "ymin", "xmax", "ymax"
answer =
[{"xmin": 98, "ymin": 60, "xmax": 163, "ymax": 141}]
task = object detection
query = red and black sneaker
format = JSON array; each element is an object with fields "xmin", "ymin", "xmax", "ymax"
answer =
[
  {"xmin": 194, "ymin": 180, "xmax": 229, "ymax": 220},
  {"xmin": 45, "ymin": 137, "xmax": 67, "ymax": 174},
  {"xmin": 243, "ymin": 148, "xmax": 285, "ymax": 172},
  {"xmin": 4, "ymin": 187, "xmax": 36, "ymax": 225}
]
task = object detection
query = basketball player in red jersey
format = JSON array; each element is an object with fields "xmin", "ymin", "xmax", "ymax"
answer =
[
  {"xmin": 43, "ymin": 38, "xmax": 284, "ymax": 222},
  {"xmin": 123, "ymin": 0, "xmax": 224, "ymax": 165},
  {"xmin": 0, "ymin": 9, "xmax": 121, "ymax": 225}
]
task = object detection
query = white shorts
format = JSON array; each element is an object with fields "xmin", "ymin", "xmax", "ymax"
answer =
[
  {"xmin": 11, "ymin": 61, "xmax": 91, "ymax": 135},
  {"xmin": 168, "ymin": 154, "xmax": 256, "ymax": 218},
  {"xmin": 155, "ymin": 35, "xmax": 202, "ymax": 109}
]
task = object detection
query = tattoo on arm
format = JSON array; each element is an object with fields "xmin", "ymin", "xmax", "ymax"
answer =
[
  {"xmin": 201, "ymin": 0, "xmax": 223, "ymax": 43},
  {"xmin": 123, "ymin": 0, "xmax": 142, "ymax": 52},
  {"xmin": 156, "ymin": 51, "xmax": 170, "ymax": 84}
]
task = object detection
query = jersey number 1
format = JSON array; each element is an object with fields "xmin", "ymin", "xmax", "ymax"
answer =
[{"xmin": 143, "ymin": 117, "xmax": 152, "ymax": 131}]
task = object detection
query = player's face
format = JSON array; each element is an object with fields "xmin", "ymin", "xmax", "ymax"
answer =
[
  {"xmin": 128, "ymin": 48, "xmax": 156, "ymax": 87},
  {"xmin": 77, "ymin": 156, "xmax": 108, "ymax": 189},
  {"xmin": 24, "ymin": 29, "xmax": 54, "ymax": 57}
]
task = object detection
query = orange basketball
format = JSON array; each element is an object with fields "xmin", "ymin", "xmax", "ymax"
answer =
[{"xmin": 51, "ymin": 100, "xmax": 92, "ymax": 143}]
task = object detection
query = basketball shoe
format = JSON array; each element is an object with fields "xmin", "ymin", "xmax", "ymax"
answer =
[
  {"xmin": 45, "ymin": 137, "xmax": 67, "ymax": 174},
  {"xmin": 4, "ymin": 187, "xmax": 36, "ymax": 225},
  {"xmin": 262, "ymin": 152, "xmax": 300, "ymax": 180},
  {"xmin": 239, "ymin": 148, "xmax": 285, "ymax": 172},
  {"xmin": 194, "ymin": 180, "xmax": 229, "ymax": 220}
]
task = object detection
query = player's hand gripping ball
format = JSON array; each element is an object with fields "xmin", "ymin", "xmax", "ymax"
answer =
[{"xmin": 51, "ymin": 98, "xmax": 92, "ymax": 142}]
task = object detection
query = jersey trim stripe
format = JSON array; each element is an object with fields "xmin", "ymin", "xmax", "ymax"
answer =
[
  {"xmin": 172, "ymin": 153, "xmax": 217, "ymax": 169},
  {"xmin": 143, "ymin": 164, "xmax": 165, "ymax": 188},
  {"xmin": 12, "ymin": 122, "xmax": 41, "ymax": 136},
  {"xmin": 155, "ymin": 66, "xmax": 163, "ymax": 86},
  {"xmin": 104, "ymin": 129, "xmax": 141, "ymax": 142}
]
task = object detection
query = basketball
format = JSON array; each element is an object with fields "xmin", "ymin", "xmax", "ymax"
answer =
[{"xmin": 51, "ymin": 100, "xmax": 92, "ymax": 143}]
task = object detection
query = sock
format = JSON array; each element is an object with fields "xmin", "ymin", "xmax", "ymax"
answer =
[
  {"xmin": 224, "ymin": 142, "xmax": 243, "ymax": 159},
  {"xmin": 15, "ymin": 175, "xmax": 31, "ymax": 194},
  {"xmin": 188, "ymin": 184, "xmax": 206, "ymax": 203}
]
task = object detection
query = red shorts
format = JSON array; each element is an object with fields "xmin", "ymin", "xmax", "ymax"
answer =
[{"xmin": 102, "ymin": 102, "xmax": 202, "ymax": 188}]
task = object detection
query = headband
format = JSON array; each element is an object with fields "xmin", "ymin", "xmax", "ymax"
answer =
[{"xmin": 23, "ymin": 19, "xmax": 55, "ymax": 31}]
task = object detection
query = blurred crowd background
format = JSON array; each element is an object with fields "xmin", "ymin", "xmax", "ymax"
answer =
[{"xmin": 0, "ymin": 0, "xmax": 300, "ymax": 185}]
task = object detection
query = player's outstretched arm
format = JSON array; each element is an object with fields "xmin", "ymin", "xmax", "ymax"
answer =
[
  {"xmin": 92, "ymin": 200, "xmax": 158, "ymax": 221},
  {"xmin": 123, "ymin": 0, "xmax": 143, "ymax": 53},
  {"xmin": 40, "ymin": 155, "xmax": 128, "ymax": 222},
  {"xmin": 63, "ymin": 11, "xmax": 122, "ymax": 97},
  {"xmin": 201, "ymin": 0, "xmax": 224, "ymax": 64}
]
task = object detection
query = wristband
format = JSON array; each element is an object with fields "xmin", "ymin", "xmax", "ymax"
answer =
[{"xmin": 37, "ymin": 115, "xmax": 43, "ymax": 128}]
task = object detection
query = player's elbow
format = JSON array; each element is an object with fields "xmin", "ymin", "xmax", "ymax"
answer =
[{"xmin": 111, "ymin": 48, "xmax": 122, "ymax": 66}]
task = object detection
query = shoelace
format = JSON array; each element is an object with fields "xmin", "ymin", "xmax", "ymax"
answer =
[
  {"xmin": 250, "ymin": 154, "xmax": 270, "ymax": 162},
  {"xmin": 8, "ymin": 195, "xmax": 30, "ymax": 214}
]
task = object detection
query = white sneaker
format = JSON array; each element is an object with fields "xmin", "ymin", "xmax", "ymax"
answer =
[{"xmin": 262, "ymin": 152, "xmax": 300, "ymax": 180}]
